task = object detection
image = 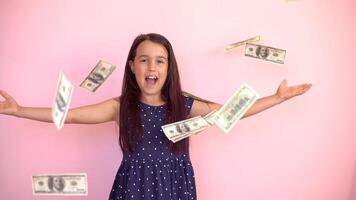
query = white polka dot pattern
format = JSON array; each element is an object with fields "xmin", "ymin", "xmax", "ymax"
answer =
[{"xmin": 109, "ymin": 96, "xmax": 196, "ymax": 200}]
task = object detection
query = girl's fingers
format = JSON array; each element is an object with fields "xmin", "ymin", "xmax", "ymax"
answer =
[
  {"xmin": 0, "ymin": 90, "xmax": 7, "ymax": 97},
  {"xmin": 0, "ymin": 90, "xmax": 12, "ymax": 100},
  {"xmin": 294, "ymin": 84, "xmax": 312, "ymax": 96},
  {"xmin": 281, "ymin": 79, "xmax": 287, "ymax": 87}
]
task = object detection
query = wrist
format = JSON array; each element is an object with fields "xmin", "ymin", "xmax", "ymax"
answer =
[
  {"xmin": 14, "ymin": 105, "xmax": 23, "ymax": 117},
  {"xmin": 273, "ymin": 94, "xmax": 284, "ymax": 105}
]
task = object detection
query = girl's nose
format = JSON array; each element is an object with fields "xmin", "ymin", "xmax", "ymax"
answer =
[{"xmin": 148, "ymin": 61, "xmax": 156, "ymax": 70}]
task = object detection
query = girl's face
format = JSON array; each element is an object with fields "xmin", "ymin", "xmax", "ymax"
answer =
[{"xmin": 130, "ymin": 40, "xmax": 168, "ymax": 99}]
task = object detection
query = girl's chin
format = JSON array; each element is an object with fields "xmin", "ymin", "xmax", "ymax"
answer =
[{"xmin": 140, "ymin": 87, "xmax": 163, "ymax": 96}]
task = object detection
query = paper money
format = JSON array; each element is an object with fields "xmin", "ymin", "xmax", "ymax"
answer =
[
  {"xmin": 32, "ymin": 173, "xmax": 88, "ymax": 196},
  {"xmin": 203, "ymin": 110, "xmax": 217, "ymax": 126},
  {"xmin": 80, "ymin": 60, "xmax": 116, "ymax": 92},
  {"xmin": 224, "ymin": 36, "xmax": 260, "ymax": 52},
  {"xmin": 191, "ymin": 110, "xmax": 218, "ymax": 136},
  {"xmin": 245, "ymin": 43, "xmax": 286, "ymax": 64},
  {"xmin": 214, "ymin": 83, "xmax": 259, "ymax": 133},
  {"xmin": 162, "ymin": 116, "xmax": 210, "ymax": 143},
  {"xmin": 52, "ymin": 72, "xmax": 74, "ymax": 130},
  {"xmin": 167, "ymin": 116, "xmax": 210, "ymax": 142}
]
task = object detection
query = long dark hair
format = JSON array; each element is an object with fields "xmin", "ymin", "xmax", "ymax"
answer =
[{"xmin": 119, "ymin": 33, "xmax": 188, "ymax": 154}]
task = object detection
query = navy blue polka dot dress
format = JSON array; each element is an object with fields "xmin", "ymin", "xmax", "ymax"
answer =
[{"xmin": 109, "ymin": 96, "xmax": 197, "ymax": 200}]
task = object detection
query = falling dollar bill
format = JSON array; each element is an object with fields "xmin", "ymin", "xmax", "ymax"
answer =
[
  {"xmin": 80, "ymin": 60, "xmax": 116, "ymax": 92},
  {"xmin": 203, "ymin": 110, "xmax": 218, "ymax": 126},
  {"xmin": 214, "ymin": 83, "xmax": 259, "ymax": 133},
  {"xmin": 244, "ymin": 43, "xmax": 286, "ymax": 64},
  {"xmin": 52, "ymin": 71, "xmax": 74, "ymax": 130},
  {"xmin": 192, "ymin": 110, "xmax": 218, "ymax": 136},
  {"xmin": 32, "ymin": 173, "xmax": 88, "ymax": 196},
  {"xmin": 166, "ymin": 116, "xmax": 210, "ymax": 142},
  {"xmin": 224, "ymin": 36, "xmax": 261, "ymax": 52},
  {"xmin": 162, "ymin": 116, "xmax": 210, "ymax": 143}
]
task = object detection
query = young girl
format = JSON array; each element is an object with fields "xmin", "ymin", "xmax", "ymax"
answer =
[{"xmin": 0, "ymin": 33, "xmax": 311, "ymax": 200}]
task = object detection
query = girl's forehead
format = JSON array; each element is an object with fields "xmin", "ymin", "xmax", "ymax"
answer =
[{"xmin": 136, "ymin": 40, "xmax": 168, "ymax": 58}]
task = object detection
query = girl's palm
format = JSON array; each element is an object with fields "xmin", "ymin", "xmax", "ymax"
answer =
[
  {"xmin": 0, "ymin": 90, "xmax": 19, "ymax": 115},
  {"xmin": 277, "ymin": 80, "xmax": 312, "ymax": 101}
]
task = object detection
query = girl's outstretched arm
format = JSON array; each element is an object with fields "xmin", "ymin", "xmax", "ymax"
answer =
[
  {"xmin": 0, "ymin": 90, "xmax": 119, "ymax": 124},
  {"xmin": 188, "ymin": 95, "xmax": 222, "ymax": 118},
  {"xmin": 188, "ymin": 79, "xmax": 312, "ymax": 119},
  {"xmin": 242, "ymin": 79, "xmax": 311, "ymax": 118}
]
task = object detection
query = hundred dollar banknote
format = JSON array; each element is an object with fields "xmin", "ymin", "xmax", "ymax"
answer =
[
  {"xmin": 80, "ymin": 60, "xmax": 116, "ymax": 92},
  {"xmin": 192, "ymin": 110, "xmax": 218, "ymax": 136},
  {"xmin": 214, "ymin": 83, "xmax": 259, "ymax": 133},
  {"xmin": 162, "ymin": 116, "xmax": 210, "ymax": 143},
  {"xmin": 52, "ymin": 71, "xmax": 74, "ymax": 130},
  {"xmin": 244, "ymin": 43, "xmax": 286, "ymax": 64},
  {"xmin": 165, "ymin": 116, "xmax": 210, "ymax": 142},
  {"xmin": 166, "ymin": 111, "xmax": 219, "ymax": 141},
  {"xmin": 203, "ymin": 110, "xmax": 218, "ymax": 126},
  {"xmin": 224, "ymin": 36, "xmax": 260, "ymax": 52},
  {"xmin": 32, "ymin": 173, "xmax": 88, "ymax": 196}
]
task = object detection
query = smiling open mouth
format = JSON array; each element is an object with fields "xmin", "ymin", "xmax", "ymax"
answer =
[{"xmin": 145, "ymin": 75, "xmax": 158, "ymax": 85}]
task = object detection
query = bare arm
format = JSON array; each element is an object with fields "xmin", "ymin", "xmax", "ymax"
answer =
[
  {"xmin": 189, "ymin": 79, "xmax": 312, "ymax": 119},
  {"xmin": 0, "ymin": 90, "xmax": 119, "ymax": 124},
  {"xmin": 189, "ymin": 100, "xmax": 222, "ymax": 118},
  {"xmin": 244, "ymin": 80, "xmax": 312, "ymax": 118},
  {"xmin": 67, "ymin": 98, "xmax": 119, "ymax": 124}
]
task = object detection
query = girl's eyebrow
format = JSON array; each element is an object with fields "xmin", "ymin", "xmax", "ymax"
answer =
[
  {"xmin": 137, "ymin": 55, "xmax": 149, "ymax": 58},
  {"xmin": 137, "ymin": 55, "xmax": 168, "ymax": 60},
  {"xmin": 157, "ymin": 56, "xmax": 168, "ymax": 60}
]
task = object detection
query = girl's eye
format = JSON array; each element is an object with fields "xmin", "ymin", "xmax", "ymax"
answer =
[
  {"xmin": 157, "ymin": 60, "xmax": 164, "ymax": 64},
  {"xmin": 140, "ymin": 59, "xmax": 147, "ymax": 63}
]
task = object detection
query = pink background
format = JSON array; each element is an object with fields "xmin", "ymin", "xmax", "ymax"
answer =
[{"xmin": 1, "ymin": 0, "xmax": 355, "ymax": 199}]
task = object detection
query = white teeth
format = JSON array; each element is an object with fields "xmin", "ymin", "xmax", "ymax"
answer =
[{"xmin": 146, "ymin": 75, "xmax": 158, "ymax": 80}]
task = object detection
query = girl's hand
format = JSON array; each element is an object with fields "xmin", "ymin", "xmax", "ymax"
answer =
[
  {"xmin": 276, "ymin": 79, "xmax": 312, "ymax": 103},
  {"xmin": 0, "ymin": 90, "xmax": 20, "ymax": 116}
]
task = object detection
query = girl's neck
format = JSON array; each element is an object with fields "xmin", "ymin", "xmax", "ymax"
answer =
[{"xmin": 140, "ymin": 94, "xmax": 165, "ymax": 106}]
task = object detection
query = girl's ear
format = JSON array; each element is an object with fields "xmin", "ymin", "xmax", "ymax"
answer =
[{"xmin": 129, "ymin": 60, "xmax": 135, "ymax": 74}]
